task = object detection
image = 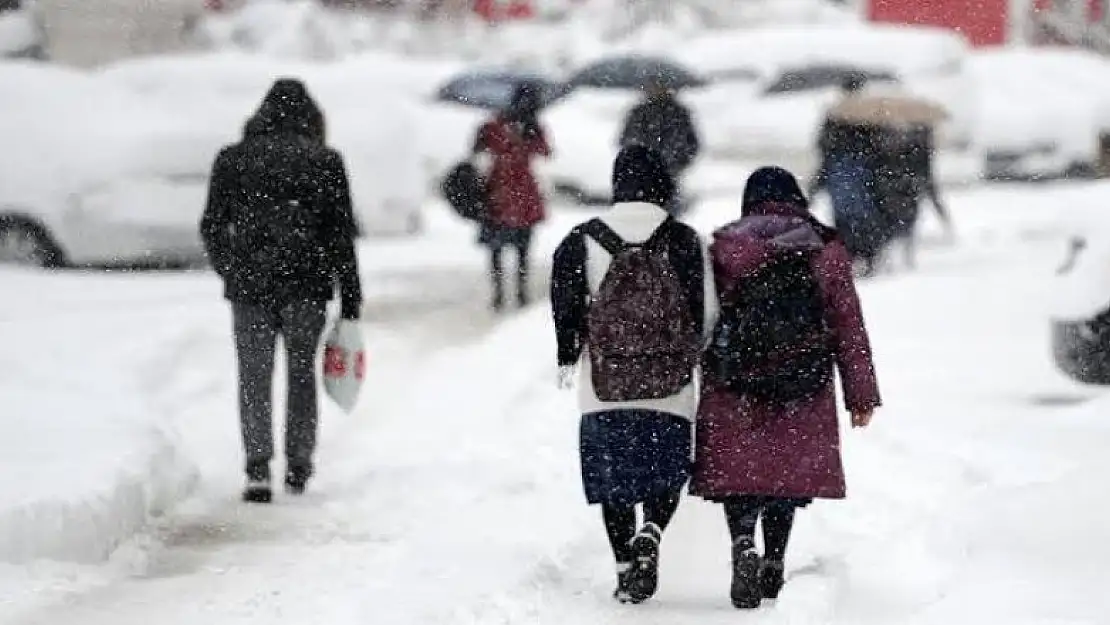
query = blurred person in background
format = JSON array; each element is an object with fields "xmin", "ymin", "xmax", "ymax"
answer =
[
  {"xmin": 808, "ymin": 77, "xmax": 885, "ymax": 277},
  {"xmin": 619, "ymin": 77, "xmax": 701, "ymax": 216},
  {"xmin": 200, "ymin": 78, "xmax": 362, "ymax": 504},
  {"xmin": 873, "ymin": 124, "xmax": 954, "ymax": 270},
  {"xmin": 472, "ymin": 81, "xmax": 551, "ymax": 312}
]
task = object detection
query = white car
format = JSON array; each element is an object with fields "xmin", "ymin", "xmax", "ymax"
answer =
[
  {"xmin": 969, "ymin": 49, "xmax": 1110, "ymax": 181},
  {"xmin": 0, "ymin": 59, "xmax": 427, "ymax": 268}
]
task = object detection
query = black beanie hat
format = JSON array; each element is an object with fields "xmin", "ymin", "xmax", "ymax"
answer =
[
  {"xmin": 742, "ymin": 165, "xmax": 809, "ymax": 215},
  {"xmin": 611, "ymin": 144, "xmax": 676, "ymax": 208}
]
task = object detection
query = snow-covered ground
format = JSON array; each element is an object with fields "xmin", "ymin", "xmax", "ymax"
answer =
[{"xmin": 2, "ymin": 178, "xmax": 1110, "ymax": 623}]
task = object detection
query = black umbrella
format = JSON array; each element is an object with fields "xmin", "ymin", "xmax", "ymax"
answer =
[
  {"xmin": 567, "ymin": 55, "xmax": 709, "ymax": 91},
  {"xmin": 435, "ymin": 71, "xmax": 569, "ymax": 110}
]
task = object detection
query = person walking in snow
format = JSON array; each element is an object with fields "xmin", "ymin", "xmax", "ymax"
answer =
[
  {"xmin": 872, "ymin": 124, "xmax": 953, "ymax": 270},
  {"xmin": 472, "ymin": 81, "xmax": 551, "ymax": 311},
  {"xmin": 808, "ymin": 76, "xmax": 885, "ymax": 276},
  {"xmin": 550, "ymin": 145, "xmax": 716, "ymax": 605},
  {"xmin": 200, "ymin": 78, "xmax": 362, "ymax": 503},
  {"xmin": 619, "ymin": 78, "xmax": 701, "ymax": 216},
  {"xmin": 695, "ymin": 167, "xmax": 881, "ymax": 609}
]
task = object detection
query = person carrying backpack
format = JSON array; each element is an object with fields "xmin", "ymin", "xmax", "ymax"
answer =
[
  {"xmin": 550, "ymin": 145, "xmax": 716, "ymax": 605},
  {"xmin": 694, "ymin": 167, "xmax": 880, "ymax": 609},
  {"xmin": 200, "ymin": 78, "xmax": 362, "ymax": 503}
]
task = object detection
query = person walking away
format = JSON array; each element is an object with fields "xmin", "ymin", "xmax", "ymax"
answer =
[
  {"xmin": 877, "ymin": 125, "xmax": 953, "ymax": 270},
  {"xmin": 619, "ymin": 78, "xmax": 701, "ymax": 216},
  {"xmin": 809, "ymin": 76, "xmax": 885, "ymax": 277},
  {"xmin": 200, "ymin": 78, "xmax": 362, "ymax": 503},
  {"xmin": 695, "ymin": 167, "xmax": 881, "ymax": 609},
  {"xmin": 551, "ymin": 145, "xmax": 716, "ymax": 605},
  {"xmin": 473, "ymin": 81, "xmax": 551, "ymax": 311}
]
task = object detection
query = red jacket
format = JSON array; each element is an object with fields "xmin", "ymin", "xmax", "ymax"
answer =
[
  {"xmin": 691, "ymin": 202, "xmax": 881, "ymax": 501},
  {"xmin": 476, "ymin": 116, "xmax": 550, "ymax": 229}
]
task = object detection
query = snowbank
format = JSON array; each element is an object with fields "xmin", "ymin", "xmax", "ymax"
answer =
[
  {"xmin": 0, "ymin": 271, "xmax": 198, "ymax": 565},
  {"xmin": 0, "ymin": 10, "xmax": 36, "ymax": 58}
]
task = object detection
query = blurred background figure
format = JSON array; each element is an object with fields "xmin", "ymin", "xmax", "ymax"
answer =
[
  {"xmin": 472, "ymin": 80, "xmax": 551, "ymax": 312},
  {"xmin": 811, "ymin": 74, "xmax": 952, "ymax": 276},
  {"xmin": 808, "ymin": 76, "xmax": 885, "ymax": 277},
  {"xmin": 619, "ymin": 77, "xmax": 701, "ymax": 217},
  {"xmin": 874, "ymin": 123, "xmax": 954, "ymax": 270}
]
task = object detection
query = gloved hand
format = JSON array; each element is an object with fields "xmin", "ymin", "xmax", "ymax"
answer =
[{"xmin": 556, "ymin": 365, "xmax": 577, "ymax": 391}]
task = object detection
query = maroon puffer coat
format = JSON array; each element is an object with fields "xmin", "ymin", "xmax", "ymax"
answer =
[{"xmin": 691, "ymin": 202, "xmax": 881, "ymax": 501}]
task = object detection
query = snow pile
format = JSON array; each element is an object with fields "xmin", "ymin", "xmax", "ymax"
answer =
[
  {"xmin": 0, "ymin": 10, "xmax": 36, "ymax": 58},
  {"xmin": 0, "ymin": 271, "xmax": 198, "ymax": 566}
]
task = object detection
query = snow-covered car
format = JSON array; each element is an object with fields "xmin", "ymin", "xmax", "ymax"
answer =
[
  {"xmin": 969, "ymin": 49, "xmax": 1110, "ymax": 181},
  {"xmin": 0, "ymin": 59, "xmax": 427, "ymax": 268},
  {"xmin": 673, "ymin": 23, "xmax": 982, "ymax": 186},
  {"xmin": 103, "ymin": 52, "xmax": 431, "ymax": 235},
  {"xmin": 0, "ymin": 5, "xmax": 41, "ymax": 59}
]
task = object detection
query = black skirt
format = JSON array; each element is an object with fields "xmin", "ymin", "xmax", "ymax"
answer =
[{"xmin": 580, "ymin": 410, "xmax": 692, "ymax": 506}]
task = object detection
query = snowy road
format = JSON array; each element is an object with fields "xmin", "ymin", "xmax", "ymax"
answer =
[{"xmin": 6, "ymin": 185, "xmax": 1110, "ymax": 625}]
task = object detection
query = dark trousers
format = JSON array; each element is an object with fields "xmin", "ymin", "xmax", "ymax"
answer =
[
  {"xmin": 486, "ymin": 227, "xmax": 532, "ymax": 308},
  {"xmin": 722, "ymin": 496, "xmax": 800, "ymax": 564},
  {"xmin": 602, "ymin": 490, "xmax": 683, "ymax": 564},
  {"xmin": 232, "ymin": 300, "xmax": 327, "ymax": 474}
]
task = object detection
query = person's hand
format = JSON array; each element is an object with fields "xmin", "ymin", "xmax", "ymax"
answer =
[
  {"xmin": 851, "ymin": 408, "xmax": 874, "ymax": 429},
  {"xmin": 557, "ymin": 365, "xmax": 577, "ymax": 391}
]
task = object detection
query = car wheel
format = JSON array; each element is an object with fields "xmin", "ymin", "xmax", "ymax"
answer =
[{"xmin": 0, "ymin": 216, "xmax": 65, "ymax": 268}]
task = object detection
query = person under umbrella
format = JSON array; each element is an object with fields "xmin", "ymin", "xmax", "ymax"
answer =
[{"xmin": 472, "ymin": 81, "xmax": 552, "ymax": 311}]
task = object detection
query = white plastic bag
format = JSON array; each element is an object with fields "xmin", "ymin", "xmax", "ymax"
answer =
[{"xmin": 322, "ymin": 319, "xmax": 365, "ymax": 413}]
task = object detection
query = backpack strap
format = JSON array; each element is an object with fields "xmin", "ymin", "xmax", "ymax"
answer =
[
  {"xmin": 643, "ymin": 216, "xmax": 678, "ymax": 253},
  {"xmin": 581, "ymin": 218, "xmax": 628, "ymax": 257}
]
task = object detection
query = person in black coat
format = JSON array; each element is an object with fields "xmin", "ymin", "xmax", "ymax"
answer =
[
  {"xmin": 873, "ymin": 125, "xmax": 953, "ymax": 270},
  {"xmin": 619, "ymin": 79, "xmax": 701, "ymax": 216},
  {"xmin": 200, "ymin": 77, "xmax": 362, "ymax": 503}
]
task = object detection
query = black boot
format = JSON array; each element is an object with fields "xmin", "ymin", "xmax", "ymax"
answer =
[
  {"xmin": 759, "ymin": 560, "xmax": 785, "ymax": 599},
  {"xmin": 242, "ymin": 461, "xmax": 272, "ymax": 504},
  {"xmin": 625, "ymin": 522, "xmax": 662, "ymax": 604},
  {"xmin": 730, "ymin": 537, "xmax": 762, "ymax": 609},
  {"xmin": 613, "ymin": 562, "xmax": 634, "ymax": 604},
  {"xmin": 284, "ymin": 464, "xmax": 312, "ymax": 495}
]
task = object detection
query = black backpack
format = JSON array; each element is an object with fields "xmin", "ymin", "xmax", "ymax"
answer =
[
  {"xmin": 706, "ymin": 251, "xmax": 834, "ymax": 402},
  {"xmin": 441, "ymin": 161, "xmax": 488, "ymax": 222}
]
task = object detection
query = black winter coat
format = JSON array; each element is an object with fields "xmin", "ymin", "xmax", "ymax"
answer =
[
  {"xmin": 619, "ymin": 95, "xmax": 701, "ymax": 176},
  {"xmin": 199, "ymin": 131, "xmax": 362, "ymax": 318}
]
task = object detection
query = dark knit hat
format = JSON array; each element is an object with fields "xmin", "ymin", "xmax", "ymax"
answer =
[
  {"xmin": 742, "ymin": 165, "xmax": 809, "ymax": 215},
  {"xmin": 611, "ymin": 144, "xmax": 676, "ymax": 208}
]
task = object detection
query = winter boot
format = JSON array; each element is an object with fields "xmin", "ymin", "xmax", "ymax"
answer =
[
  {"xmin": 613, "ymin": 562, "xmax": 634, "ymax": 604},
  {"xmin": 625, "ymin": 522, "xmax": 662, "ymax": 604},
  {"xmin": 284, "ymin": 464, "xmax": 312, "ymax": 495},
  {"xmin": 242, "ymin": 461, "xmax": 272, "ymax": 504},
  {"xmin": 730, "ymin": 537, "xmax": 762, "ymax": 609},
  {"xmin": 759, "ymin": 560, "xmax": 785, "ymax": 599}
]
